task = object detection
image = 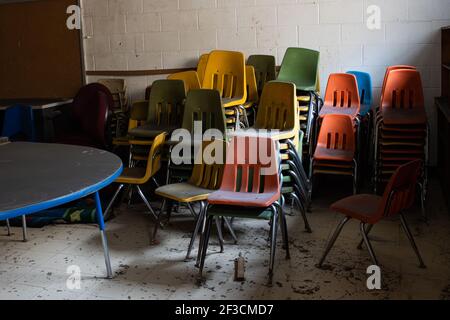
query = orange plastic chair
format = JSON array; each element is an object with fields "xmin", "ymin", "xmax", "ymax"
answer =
[
  {"xmin": 380, "ymin": 65, "xmax": 417, "ymax": 103},
  {"xmin": 311, "ymin": 114, "xmax": 358, "ymax": 195},
  {"xmin": 319, "ymin": 73, "xmax": 361, "ymax": 119},
  {"xmin": 318, "ymin": 159, "xmax": 426, "ymax": 268},
  {"xmin": 380, "ymin": 69, "xmax": 426, "ymax": 125},
  {"xmin": 198, "ymin": 136, "xmax": 287, "ymax": 284}
]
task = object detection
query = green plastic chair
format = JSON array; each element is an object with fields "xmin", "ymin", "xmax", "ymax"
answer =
[
  {"xmin": 278, "ymin": 48, "xmax": 320, "ymax": 92},
  {"xmin": 128, "ymin": 80, "xmax": 186, "ymax": 139},
  {"xmin": 247, "ymin": 55, "xmax": 276, "ymax": 96}
]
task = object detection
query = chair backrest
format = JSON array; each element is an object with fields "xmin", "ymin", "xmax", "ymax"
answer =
[
  {"xmin": 246, "ymin": 66, "xmax": 259, "ymax": 105},
  {"xmin": 197, "ymin": 53, "xmax": 210, "ymax": 85},
  {"xmin": 247, "ymin": 55, "xmax": 276, "ymax": 95},
  {"xmin": 316, "ymin": 114, "xmax": 355, "ymax": 154},
  {"xmin": 147, "ymin": 80, "xmax": 186, "ymax": 128},
  {"xmin": 182, "ymin": 89, "xmax": 227, "ymax": 138},
  {"xmin": 381, "ymin": 65, "xmax": 416, "ymax": 101},
  {"xmin": 168, "ymin": 71, "xmax": 201, "ymax": 94},
  {"xmin": 189, "ymin": 140, "xmax": 227, "ymax": 190},
  {"xmin": 324, "ymin": 73, "xmax": 360, "ymax": 112},
  {"xmin": 381, "ymin": 69, "xmax": 424, "ymax": 111},
  {"xmin": 142, "ymin": 132, "xmax": 167, "ymax": 181},
  {"xmin": 377, "ymin": 160, "xmax": 422, "ymax": 219},
  {"xmin": 255, "ymin": 81, "xmax": 298, "ymax": 134},
  {"xmin": 202, "ymin": 50, "xmax": 247, "ymax": 103},
  {"xmin": 278, "ymin": 47, "xmax": 320, "ymax": 92},
  {"xmin": 1, "ymin": 104, "xmax": 36, "ymax": 142},
  {"xmin": 72, "ymin": 83, "xmax": 113, "ymax": 146},
  {"xmin": 346, "ymin": 71, "xmax": 373, "ymax": 106},
  {"xmin": 98, "ymin": 78, "xmax": 127, "ymax": 111},
  {"xmin": 219, "ymin": 136, "xmax": 280, "ymax": 195},
  {"xmin": 128, "ymin": 101, "xmax": 149, "ymax": 132}
]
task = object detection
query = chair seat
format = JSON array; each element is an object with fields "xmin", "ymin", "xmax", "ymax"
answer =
[
  {"xmin": 129, "ymin": 124, "xmax": 171, "ymax": 138},
  {"xmin": 155, "ymin": 183, "xmax": 212, "ymax": 202},
  {"xmin": 382, "ymin": 108, "xmax": 427, "ymax": 125},
  {"xmin": 222, "ymin": 97, "xmax": 246, "ymax": 108},
  {"xmin": 331, "ymin": 194, "xmax": 382, "ymax": 224},
  {"xmin": 319, "ymin": 106, "xmax": 359, "ymax": 118},
  {"xmin": 314, "ymin": 146, "xmax": 354, "ymax": 162},
  {"xmin": 207, "ymin": 205, "xmax": 273, "ymax": 220},
  {"xmin": 208, "ymin": 190, "xmax": 279, "ymax": 208},
  {"xmin": 116, "ymin": 167, "xmax": 146, "ymax": 184}
]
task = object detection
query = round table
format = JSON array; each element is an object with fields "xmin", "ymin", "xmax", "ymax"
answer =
[{"xmin": 0, "ymin": 142, "xmax": 123, "ymax": 278}]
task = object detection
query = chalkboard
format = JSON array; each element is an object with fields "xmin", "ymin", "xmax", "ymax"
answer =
[{"xmin": 0, "ymin": 0, "xmax": 83, "ymax": 99}]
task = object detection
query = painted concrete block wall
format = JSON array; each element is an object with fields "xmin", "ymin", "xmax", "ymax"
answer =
[{"xmin": 81, "ymin": 0, "xmax": 450, "ymax": 164}]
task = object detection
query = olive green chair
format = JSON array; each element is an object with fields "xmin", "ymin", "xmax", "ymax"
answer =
[
  {"xmin": 128, "ymin": 80, "xmax": 186, "ymax": 139},
  {"xmin": 247, "ymin": 55, "xmax": 276, "ymax": 97}
]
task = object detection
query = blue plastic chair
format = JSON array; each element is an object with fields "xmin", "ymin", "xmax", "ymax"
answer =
[
  {"xmin": 1, "ymin": 104, "xmax": 36, "ymax": 142},
  {"xmin": 346, "ymin": 71, "xmax": 372, "ymax": 117}
]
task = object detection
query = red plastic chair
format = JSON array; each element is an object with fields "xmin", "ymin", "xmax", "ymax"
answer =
[
  {"xmin": 380, "ymin": 65, "xmax": 416, "ymax": 103},
  {"xmin": 380, "ymin": 69, "xmax": 426, "ymax": 125},
  {"xmin": 318, "ymin": 159, "xmax": 426, "ymax": 268},
  {"xmin": 198, "ymin": 136, "xmax": 287, "ymax": 284},
  {"xmin": 310, "ymin": 114, "xmax": 358, "ymax": 195},
  {"xmin": 319, "ymin": 73, "xmax": 361, "ymax": 119}
]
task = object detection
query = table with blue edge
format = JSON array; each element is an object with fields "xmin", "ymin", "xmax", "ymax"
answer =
[{"xmin": 0, "ymin": 142, "xmax": 123, "ymax": 278}]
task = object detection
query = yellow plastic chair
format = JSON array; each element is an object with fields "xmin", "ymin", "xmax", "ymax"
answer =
[
  {"xmin": 197, "ymin": 53, "xmax": 210, "ymax": 85},
  {"xmin": 201, "ymin": 50, "xmax": 247, "ymax": 130},
  {"xmin": 104, "ymin": 133, "xmax": 166, "ymax": 230},
  {"xmin": 168, "ymin": 71, "xmax": 201, "ymax": 94},
  {"xmin": 155, "ymin": 140, "xmax": 231, "ymax": 260}
]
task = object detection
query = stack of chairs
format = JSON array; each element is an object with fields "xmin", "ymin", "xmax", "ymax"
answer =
[
  {"xmin": 98, "ymin": 79, "xmax": 129, "ymax": 138},
  {"xmin": 374, "ymin": 66, "xmax": 428, "ymax": 214},
  {"xmin": 310, "ymin": 73, "xmax": 361, "ymax": 197},
  {"xmin": 168, "ymin": 71, "xmax": 201, "ymax": 94},
  {"xmin": 231, "ymin": 81, "xmax": 312, "ymax": 232},
  {"xmin": 277, "ymin": 47, "xmax": 321, "ymax": 160}
]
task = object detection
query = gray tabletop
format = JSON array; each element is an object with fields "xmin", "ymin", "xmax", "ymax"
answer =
[{"xmin": 0, "ymin": 142, "xmax": 122, "ymax": 218}]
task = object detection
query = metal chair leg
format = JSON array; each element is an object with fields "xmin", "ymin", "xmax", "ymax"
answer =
[
  {"xmin": 318, "ymin": 216, "xmax": 350, "ymax": 268},
  {"xmin": 195, "ymin": 204, "xmax": 209, "ymax": 268},
  {"xmin": 357, "ymin": 224, "xmax": 373, "ymax": 250},
  {"xmin": 214, "ymin": 217, "xmax": 224, "ymax": 253},
  {"xmin": 292, "ymin": 193, "xmax": 312, "ymax": 233},
  {"xmin": 223, "ymin": 217, "xmax": 238, "ymax": 244},
  {"xmin": 198, "ymin": 215, "xmax": 214, "ymax": 280},
  {"xmin": 103, "ymin": 184, "xmax": 124, "ymax": 220},
  {"xmin": 151, "ymin": 199, "xmax": 166, "ymax": 244},
  {"xmin": 268, "ymin": 205, "xmax": 279, "ymax": 285},
  {"xmin": 186, "ymin": 201, "xmax": 206, "ymax": 260},
  {"xmin": 5, "ymin": 219, "xmax": 11, "ymax": 236},
  {"xmin": 94, "ymin": 192, "xmax": 113, "ymax": 279},
  {"xmin": 136, "ymin": 185, "xmax": 159, "ymax": 221},
  {"xmin": 360, "ymin": 222, "xmax": 379, "ymax": 266},
  {"xmin": 21, "ymin": 215, "xmax": 28, "ymax": 242},
  {"xmin": 400, "ymin": 213, "xmax": 426, "ymax": 268},
  {"xmin": 274, "ymin": 203, "xmax": 290, "ymax": 259}
]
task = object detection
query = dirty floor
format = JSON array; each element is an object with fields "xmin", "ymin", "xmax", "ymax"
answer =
[{"xmin": 0, "ymin": 177, "xmax": 449, "ymax": 300}]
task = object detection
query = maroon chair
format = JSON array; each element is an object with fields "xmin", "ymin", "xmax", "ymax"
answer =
[
  {"xmin": 56, "ymin": 83, "xmax": 113, "ymax": 148},
  {"xmin": 318, "ymin": 159, "xmax": 426, "ymax": 268}
]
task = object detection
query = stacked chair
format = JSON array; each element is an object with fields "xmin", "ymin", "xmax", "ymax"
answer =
[
  {"xmin": 201, "ymin": 50, "xmax": 247, "ymax": 131},
  {"xmin": 98, "ymin": 79, "xmax": 129, "ymax": 138},
  {"xmin": 310, "ymin": 114, "xmax": 358, "ymax": 197},
  {"xmin": 247, "ymin": 54, "xmax": 277, "ymax": 98},
  {"xmin": 198, "ymin": 136, "xmax": 289, "ymax": 284},
  {"xmin": 231, "ymin": 81, "xmax": 311, "ymax": 230},
  {"xmin": 278, "ymin": 48, "xmax": 321, "ymax": 158},
  {"xmin": 168, "ymin": 71, "xmax": 201, "ymax": 94},
  {"xmin": 373, "ymin": 67, "xmax": 428, "ymax": 217},
  {"xmin": 197, "ymin": 53, "xmax": 210, "ymax": 85},
  {"xmin": 243, "ymin": 65, "xmax": 259, "ymax": 126}
]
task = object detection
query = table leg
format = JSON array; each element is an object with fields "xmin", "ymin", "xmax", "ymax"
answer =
[{"xmin": 94, "ymin": 191, "xmax": 113, "ymax": 279}]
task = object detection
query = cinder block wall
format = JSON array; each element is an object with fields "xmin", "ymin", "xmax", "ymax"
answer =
[{"xmin": 81, "ymin": 0, "xmax": 450, "ymax": 164}]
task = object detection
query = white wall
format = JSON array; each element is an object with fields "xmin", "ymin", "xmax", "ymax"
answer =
[{"xmin": 81, "ymin": 0, "xmax": 450, "ymax": 164}]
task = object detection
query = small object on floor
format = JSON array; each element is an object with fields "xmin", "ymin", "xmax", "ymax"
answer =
[
  {"xmin": 0, "ymin": 137, "xmax": 10, "ymax": 145},
  {"xmin": 234, "ymin": 253, "xmax": 245, "ymax": 282}
]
